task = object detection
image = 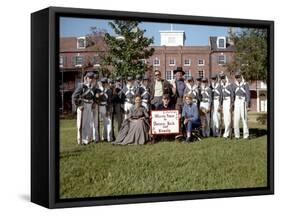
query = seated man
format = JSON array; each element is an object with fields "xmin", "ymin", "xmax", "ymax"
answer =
[
  {"xmin": 182, "ymin": 94, "xmax": 201, "ymax": 143},
  {"xmin": 151, "ymin": 94, "xmax": 175, "ymax": 143},
  {"xmin": 156, "ymin": 94, "xmax": 175, "ymax": 110}
]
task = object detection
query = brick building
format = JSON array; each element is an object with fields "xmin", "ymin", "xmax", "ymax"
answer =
[{"xmin": 59, "ymin": 30, "xmax": 267, "ymax": 113}]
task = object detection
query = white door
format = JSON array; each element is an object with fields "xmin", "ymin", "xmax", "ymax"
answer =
[{"xmin": 260, "ymin": 92, "xmax": 267, "ymax": 112}]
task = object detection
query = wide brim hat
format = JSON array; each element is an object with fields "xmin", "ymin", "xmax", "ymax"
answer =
[{"xmin": 173, "ymin": 66, "xmax": 185, "ymax": 74}]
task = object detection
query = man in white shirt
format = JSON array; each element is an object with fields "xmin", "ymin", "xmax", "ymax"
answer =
[{"xmin": 150, "ymin": 70, "xmax": 172, "ymax": 109}]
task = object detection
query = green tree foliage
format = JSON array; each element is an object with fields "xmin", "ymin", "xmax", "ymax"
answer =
[
  {"xmin": 227, "ymin": 28, "xmax": 267, "ymax": 81},
  {"xmin": 102, "ymin": 20, "xmax": 155, "ymax": 78}
]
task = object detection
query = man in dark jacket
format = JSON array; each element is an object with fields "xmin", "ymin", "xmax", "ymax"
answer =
[
  {"xmin": 150, "ymin": 70, "xmax": 173, "ymax": 109},
  {"xmin": 72, "ymin": 71, "xmax": 99, "ymax": 145}
]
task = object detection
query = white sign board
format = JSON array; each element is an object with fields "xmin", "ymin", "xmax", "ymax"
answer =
[{"xmin": 151, "ymin": 110, "xmax": 180, "ymax": 135}]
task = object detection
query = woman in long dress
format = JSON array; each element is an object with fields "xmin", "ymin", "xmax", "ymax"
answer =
[{"xmin": 114, "ymin": 95, "xmax": 150, "ymax": 145}]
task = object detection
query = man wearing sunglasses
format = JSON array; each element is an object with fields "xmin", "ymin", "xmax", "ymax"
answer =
[{"xmin": 150, "ymin": 70, "xmax": 172, "ymax": 109}]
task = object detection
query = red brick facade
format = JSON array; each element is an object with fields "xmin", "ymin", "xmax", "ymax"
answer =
[{"xmin": 59, "ymin": 36, "xmax": 267, "ymax": 113}]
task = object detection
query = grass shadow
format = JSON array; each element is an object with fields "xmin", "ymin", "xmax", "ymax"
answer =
[{"xmin": 249, "ymin": 128, "xmax": 268, "ymax": 139}]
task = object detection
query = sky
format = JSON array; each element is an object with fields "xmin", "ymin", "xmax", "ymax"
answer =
[{"xmin": 60, "ymin": 17, "xmax": 237, "ymax": 46}]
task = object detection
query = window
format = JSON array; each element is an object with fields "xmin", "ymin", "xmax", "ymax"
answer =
[
  {"xmin": 184, "ymin": 70, "xmax": 191, "ymax": 79},
  {"xmin": 72, "ymin": 56, "xmax": 84, "ymax": 67},
  {"xmin": 165, "ymin": 70, "xmax": 175, "ymax": 81},
  {"xmin": 198, "ymin": 70, "xmax": 204, "ymax": 78},
  {"xmin": 93, "ymin": 56, "xmax": 101, "ymax": 66},
  {"xmin": 217, "ymin": 37, "xmax": 226, "ymax": 49},
  {"xmin": 168, "ymin": 37, "xmax": 176, "ymax": 44},
  {"xmin": 218, "ymin": 55, "xmax": 226, "ymax": 65},
  {"xmin": 198, "ymin": 59, "xmax": 205, "ymax": 66},
  {"xmin": 169, "ymin": 58, "xmax": 176, "ymax": 66},
  {"xmin": 184, "ymin": 59, "xmax": 191, "ymax": 66},
  {"xmin": 77, "ymin": 37, "xmax": 86, "ymax": 49},
  {"xmin": 140, "ymin": 59, "xmax": 147, "ymax": 64},
  {"xmin": 166, "ymin": 71, "xmax": 172, "ymax": 81},
  {"xmin": 153, "ymin": 58, "xmax": 160, "ymax": 66},
  {"xmin": 59, "ymin": 56, "xmax": 64, "ymax": 67}
]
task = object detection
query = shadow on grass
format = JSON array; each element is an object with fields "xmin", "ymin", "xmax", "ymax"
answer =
[
  {"xmin": 60, "ymin": 147, "xmax": 92, "ymax": 159},
  {"xmin": 248, "ymin": 128, "xmax": 268, "ymax": 139}
]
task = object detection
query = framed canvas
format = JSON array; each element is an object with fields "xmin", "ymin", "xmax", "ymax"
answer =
[{"xmin": 31, "ymin": 6, "xmax": 274, "ymax": 208}]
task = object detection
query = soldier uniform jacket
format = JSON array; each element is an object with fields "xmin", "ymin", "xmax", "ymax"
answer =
[
  {"xmin": 184, "ymin": 84, "xmax": 200, "ymax": 102},
  {"xmin": 120, "ymin": 85, "xmax": 137, "ymax": 104},
  {"xmin": 98, "ymin": 87, "xmax": 113, "ymax": 106},
  {"xmin": 137, "ymin": 84, "xmax": 151, "ymax": 104},
  {"xmin": 233, "ymin": 80, "xmax": 250, "ymax": 107},
  {"xmin": 221, "ymin": 82, "xmax": 234, "ymax": 104},
  {"xmin": 211, "ymin": 82, "xmax": 223, "ymax": 105},
  {"xmin": 200, "ymin": 85, "xmax": 212, "ymax": 103},
  {"xmin": 112, "ymin": 82, "xmax": 123, "ymax": 104},
  {"xmin": 72, "ymin": 83, "xmax": 97, "ymax": 107}
]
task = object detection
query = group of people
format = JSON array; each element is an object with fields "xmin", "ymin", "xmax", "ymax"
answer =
[{"xmin": 72, "ymin": 66, "xmax": 250, "ymax": 145}]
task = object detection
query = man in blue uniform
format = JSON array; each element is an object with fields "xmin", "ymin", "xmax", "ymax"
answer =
[
  {"xmin": 220, "ymin": 73, "xmax": 234, "ymax": 138},
  {"xmin": 120, "ymin": 76, "xmax": 136, "ymax": 119},
  {"xmin": 137, "ymin": 75, "xmax": 151, "ymax": 111},
  {"xmin": 210, "ymin": 73, "xmax": 223, "ymax": 137},
  {"xmin": 112, "ymin": 76, "xmax": 124, "ymax": 132},
  {"xmin": 98, "ymin": 78, "xmax": 113, "ymax": 142},
  {"xmin": 199, "ymin": 77, "xmax": 212, "ymax": 137},
  {"xmin": 184, "ymin": 76, "xmax": 200, "ymax": 105},
  {"xmin": 233, "ymin": 71, "xmax": 250, "ymax": 139},
  {"xmin": 72, "ymin": 71, "xmax": 99, "ymax": 145}
]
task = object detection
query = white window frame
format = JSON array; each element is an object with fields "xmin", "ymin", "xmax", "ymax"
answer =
[
  {"xmin": 140, "ymin": 59, "xmax": 147, "ymax": 64},
  {"xmin": 168, "ymin": 36, "xmax": 176, "ymax": 44},
  {"xmin": 217, "ymin": 36, "xmax": 226, "ymax": 49},
  {"xmin": 198, "ymin": 59, "xmax": 205, "ymax": 66},
  {"xmin": 169, "ymin": 58, "xmax": 176, "ymax": 66},
  {"xmin": 218, "ymin": 55, "xmax": 226, "ymax": 65},
  {"xmin": 165, "ymin": 70, "xmax": 175, "ymax": 81},
  {"xmin": 184, "ymin": 70, "xmax": 191, "ymax": 79},
  {"xmin": 153, "ymin": 58, "xmax": 160, "ymax": 66},
  {"xmin": 74, "ymin": 56, "xmax": 84, "ymax": 67},
  {"xmin": 59, "ymin": 56, "xmax": 64, "ymax": 68},
  {"xmin": 93, "ymin": 55, "xmax": 101, "ymax": 67},
  {"xmin": 77, "ymin": 36, "xmax": 86, "ymax": 49},
  {"xmin": 184, "ymin": 58, "xmax": 191, "ymax": 66},
  {"xmin": 198, "ymin": 70, "xmax": 205, "ymax": 78}
]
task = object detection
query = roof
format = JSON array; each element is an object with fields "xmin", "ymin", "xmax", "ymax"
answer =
[
  {"xmin": 209, "ymin": 36, "xmax": 235, "ymax": 52},
  {"xmin": 60, "ymin": 36, "xmax": 107, "ymax": 52}
]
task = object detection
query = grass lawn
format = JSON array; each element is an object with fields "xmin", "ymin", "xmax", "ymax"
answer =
[{"xmin": 59, "ymin": 117, "xmax": 268, "ymax": 199}]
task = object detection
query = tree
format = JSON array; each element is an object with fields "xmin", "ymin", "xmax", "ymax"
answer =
[
  {"xmin": 227, "ymin": 28, "xmax": 267, "ymax": 81},
  {"xmin": 102, "ymin": 20, "xmax": 155, "ymax": 78}
]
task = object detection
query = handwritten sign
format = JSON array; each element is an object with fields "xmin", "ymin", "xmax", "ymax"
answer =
[{"xmin": 151, "ymin": 110, "xmax": 179, "ymax": 134}]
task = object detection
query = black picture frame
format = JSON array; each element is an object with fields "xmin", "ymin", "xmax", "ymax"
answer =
[{"xmin": 31, "ymin": 6, "xmax": 274, "ymax": 209}]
